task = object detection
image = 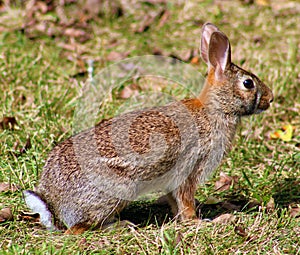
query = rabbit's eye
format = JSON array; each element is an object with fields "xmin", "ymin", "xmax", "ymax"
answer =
[{"xmin": 243, "ymin": 79, "xmax": 254, "ymax": 89}]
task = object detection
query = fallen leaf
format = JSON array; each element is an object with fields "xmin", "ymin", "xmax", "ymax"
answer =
[
  {"xmin": 175, "ymin": 231, "xmax": 183, "ymax": 245},
  {"xmin": 0, "ymin": 207, "xmax": 13, "ymax": 222},
  {"xmin": 152, "ymin": 48, "xmax": 163, "ymax": 55},
  {"xmin": 176, "ymin": 50, "xmax": 193, "ymax": 62},
  {"xmin": 35, "ymin": 1, "xmax": 48, "ymax": 14},
  {"xmin": 239, "ymin": 0, "xmax": 254, "ymax": 4},
  {"xmin": 190, "ymin": 56, "xmax": 200, "ymax": 64},
  {"xmin": 19, "ymin": 211, "xmax": 40, "ymax": 222},
  {"xmin": 64, "ymin": 28, "xmax": 87, "ymax": 38},
  {"xmin": 221, "ymin": 201, "xmax": 241, "ymax": 211},
  {"xmin": 212, "ymin": 213, "xmax": 236, "ymax": 224},
  {"xmin": 118, "ymin": 84, "xmax": 140, "ymax": 99},
  {"xmin": 215, "ymin": 172, "xmax": 239, "ymax": 191},
  {"xmin": 0, "ymin": 182, "xmax": 19, "ymax": 193},
  {"xmin": 266, "ymin": 197, "xmax": 275, "ymax": 213},
  {"xmin": 234, "ymin": 225, "xmax": 247, "ymax": 237},
  {"xmin": 255, "ymin": 0, "xmax": 270, "ymax": 6},
  {"xmin": 78, "ymin": 237, "xmax": 88, "ymax": 247},
  {"xmin": 106, "ymin": 51, "xmax": 129, "ymax": 61},
  {"xmin": 134, "ymin": 9, "xmax": 166, "ymax": 33},
  {"xmin": 0, "ymin": 116, "xmax": 18, "ymax": 130},
  {"xmin": 270, "ymin": 124, "xmax": 294, "ymax": 142},
  {"xmin": 134, "ymin": 14, "xmax": 156, "ymax": 33},
  {"xmin": 19, "ymin": 136, "xmax": 32, "ymax": 154},
  {"xmin": 0, "ymin": 183, "xmax": 10, "ymax": 192},
  {"xmin": 13, "ymin": 140, "xmax": 20, "ymax": 151},
  {"xmin": 247, "ymin": 200, "xmax": 261, "ymax": 210},
  {"xmin": 289, "ymin": 205, "xmax": 300, "ymax": 218},
  {"xmin": 143, "ymin": 0, "xmax": 167, "ymax": 4},
  {"xmin": 170, "ymin": 48, "xmax": 198, "ymax": 63},
  {"xmin": 138, "ymin": 76, "xmax": 170, "ymax": 93},
  {"xmin": 0, "ymin": 1, "xmax": 5, "ymax": 11},
  {"xmin": 157, "ymin": 9, "xmax": 170, "ymax": 28},
  {"xmin": 206, "ymin": 195, "xmax": 222, "ymax": 204},
  {"xmin": 253, "ymin": 35, "xmax": 263, "ymax": 44}
]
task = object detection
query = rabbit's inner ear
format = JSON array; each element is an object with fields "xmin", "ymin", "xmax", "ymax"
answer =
[
  {"xmin": 208, "ymin": 31, "xmax": 231, "ymax": 80},
  {"xmin": 200, "ymin": 23, "xmax": 220, "ymax": 65}
]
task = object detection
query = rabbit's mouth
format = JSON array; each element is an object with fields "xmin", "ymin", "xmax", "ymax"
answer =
[
  {"xmin": 254, "ymin": 103, "xmax": 271, "ymax": 114},
  {"xmin": 255, "ymin": 97, "xmax": 273, "ymax": 114},
  {"xmin": 254, "ymin": 109, "xmax": 265, "ymax": 114},
  {"xmin": 253, "ymin": 89, "xmax": 272, "ymax": 114}
]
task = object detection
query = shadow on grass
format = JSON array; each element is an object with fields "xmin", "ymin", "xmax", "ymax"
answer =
[
  {"xmin": 273, "ymin": 178, "xmax": 300, "ymax": 207},
  {"xmin": 119, "ymin": 196, "xmax": 254, "ymax": 227},
  {"xmin": 120, "ymin": 178, "xmax": 300, "ymax": 227}
]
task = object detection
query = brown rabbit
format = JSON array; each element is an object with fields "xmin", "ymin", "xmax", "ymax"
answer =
[{"xmin": 23, "ymin": 23, "xmax": 273, "ymax": 234}]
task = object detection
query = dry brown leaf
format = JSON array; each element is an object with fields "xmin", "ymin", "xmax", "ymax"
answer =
[
  {"xmin": 58, "ymin": 42, "xmax": 81, "ymax": 52},
  {"xmin": 171, "ymin": 48, "xmax": 198, "ymax": 63},
  {"xmin": 138, "ymin": 76, "xmax": 172, "ymax": 93},
  {"xmin": 0, "ymin": 183, "xmax": 10, "ymax": 192},
  {"xmin": 143, "ymin": 0, "xmax": 167, "ymax": 4},
  {"xmin": 266, "ymin": 197, "xmax": 275, "ymax": 213},
  {"xmin": 234, "ymin": 225, "xmax": 248, "ymax": 237},
  {"xmin": 176, "ymin": 50, "xmax": 192, "ymax": 62},
  {"xmin": 253, "ymin": 35, "xmax": 263, "ymax": 44},
  {"xmin": 190, "ymin": 56, "xmax": 200, "ymax": 65},
  {"xmin": 0, "ymin": 1, "xmax": 8, "ymax": 13},
  {"xmin": 289, "ymin": 205, "xmax": 300, "ymax": 218},
  {"xmin": 157, "ymin": 9, "xmax": 170, "ymax": 28},
  {"xmin": 19, "ymin": 136, "xmax": 32, "ymax": 154},
  {"xmin": 0, "ymin": 207, "xmax": 13, "ymax": 222},
  {"xmin": 35, "ymin": 1, "xmax": 48, "ymax": 14},
  {"xmin": 13, "ymin": 140, "xmax": 20, "ymax": 151},
  {"xmin": 19, "ymin": 211, "xmax": 40, "ymax": 222},
  {"xmin": 215, "ymin": 172, "xmax": 239, "ymax": 191},
  {"xmin": 118, "ymin": 84, "xmax": 140, "ymax": 99},
  {"xmin": 64, "ymin": 28, "xmax": 86, "ymax": 38},
  {"xmin": 206, "ymin": 195, "xmax": 222, "ymax": 205},
  {"xmin": 175, "ymin": 231, "xmax": 183, "ymax": 245},
  {"xmin": 134, "ymin": 9, "xmax": 166, "ymax": 34},
  {"xmin": 0, "ymin": 182, "xmax": 19, "ymax": 193},
  {"xmin": 134, "ymin": 14, "xmax": 156, "ymax": 33},
  {"xmin": 0, "ymin": 116, "xmax": 18, "ymax": 130},
  {"xmin": 106, "ymin": 51, "xmax": 129, "ymax": 62},
  {"xmin": 247, "ymin": 200, "xmax": 261, "ymax": 210},
  {"xmin": 239, "ymin": 0, "xmax": 254, "ymax": 4},
  {"xmin": 221, "ymin": 201, "xmax": 241, "ymax": 211},
  {"xmin": 212, "ymin": 213, "xmax": 236, "ymax": 224},
  {"xmin": 152, "ymin": 48, "xmax": 163, "ymax": 56}
]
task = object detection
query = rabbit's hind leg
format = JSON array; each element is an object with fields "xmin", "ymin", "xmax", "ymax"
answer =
[
  {"xmin": 172, "ymin": 177, "xmax": 198, "ymax": 221},
  {"xmin": 64, "ymin": 222, "xmax": 90, "ymax": 235}
]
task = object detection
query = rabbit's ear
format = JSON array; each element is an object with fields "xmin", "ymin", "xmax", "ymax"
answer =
[
  {"xmin": 208, "ymin": 31, "xmax": 231, "ymax": 80},
  {"xmin": 200, "ymin": 23, "xmax": 220, "ymax": 65}
]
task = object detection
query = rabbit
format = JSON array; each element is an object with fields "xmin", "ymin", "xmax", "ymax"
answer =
[{"xmin": 23, "ymin": 22, "xmax": 273, "ymax": 234}]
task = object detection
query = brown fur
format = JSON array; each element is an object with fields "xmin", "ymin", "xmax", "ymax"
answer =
[{"xmin": 24, "ymin": 23, "xmax": 273, "ymax": 233}]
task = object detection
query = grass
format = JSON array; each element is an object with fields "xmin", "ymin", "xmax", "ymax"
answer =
[{"xmin": 0, "ymin": 0, "xmax": 299, "ymax": 254}]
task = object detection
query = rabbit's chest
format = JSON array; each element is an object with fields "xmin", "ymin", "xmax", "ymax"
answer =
[{"xmin": 195, "ymin": 119, "xmax": 237, "ymax": 183}]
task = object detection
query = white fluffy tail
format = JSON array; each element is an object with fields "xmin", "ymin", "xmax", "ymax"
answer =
[{"xmin": 23, "ymin": 190, "xmax": 57, "ymax": 231}]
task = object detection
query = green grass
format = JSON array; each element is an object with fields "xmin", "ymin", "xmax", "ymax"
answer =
[{"xmin": 0, "ymin": 0, "xmax": 299, "ymax": 254}]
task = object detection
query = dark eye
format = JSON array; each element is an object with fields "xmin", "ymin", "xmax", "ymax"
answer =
[{"xmin": 243, "ymin": 79, "xmax": 254, "ymax": 89}]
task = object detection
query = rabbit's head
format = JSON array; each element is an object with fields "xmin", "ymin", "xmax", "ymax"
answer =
[{"xmin": 199, "ymin": 23, "xmax": 273, "ymax": 116}]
